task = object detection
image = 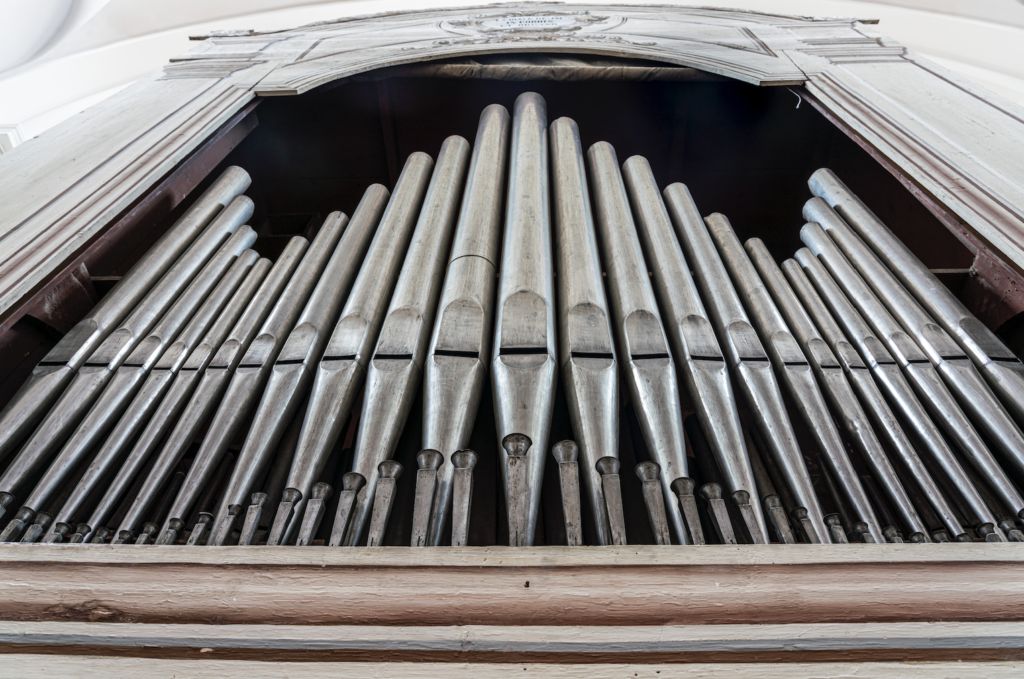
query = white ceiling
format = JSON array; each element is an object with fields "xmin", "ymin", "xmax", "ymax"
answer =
[{"xmin": 2, "ymin": 0, "xmax": 1024, "ymax": 150}]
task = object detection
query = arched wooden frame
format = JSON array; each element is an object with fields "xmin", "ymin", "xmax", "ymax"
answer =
[
  {"xmin": 2, "ymin": 3, "xmax": 1024, "ymax": 333},
  {"xmin": 0, "ymin": 5, "xmax": 1023, "ymax": 666}
]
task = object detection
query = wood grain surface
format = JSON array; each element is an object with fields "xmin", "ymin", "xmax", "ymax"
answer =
[{"xmin": 0, "ymin": 544, "xmax": 1021, "ymax": 626}]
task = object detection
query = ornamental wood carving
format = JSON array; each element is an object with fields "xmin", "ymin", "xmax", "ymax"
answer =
[{"xmin": 1, "ymin": 1, "xmax": 1024, "ymax": 332}]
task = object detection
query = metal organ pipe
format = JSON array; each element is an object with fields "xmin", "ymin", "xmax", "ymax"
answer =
[
  {"xmin": 110, "ymin": 237, "xmax": 308, "ymax": 543},
  {"xmin": 342, "ymin": 137, "xmax": 470, "ymax": 546},
  {"xmin": 806, "ymin": 198, "xmax": 1024, "ymax": 499},
  {"xmin": 0, "ymin": 195, "xmax": 255, "ymax": 523},
  {"xmin": 1, "ymin": 227, "xmax": 259, "ymax": 542},
  {"xmin": 809, "ymin": 169, "xmax": 1024, "ymax": 430},
  {"xmin": 782, "ymin": 254, "xmax": 968, "ymax": 540},
  {"xmin": 491, "ymin": 92, "xmax": 558, "ymax": 547},
  {"xmin": 0, "ymin": 167, "xmax": 251, "ymax": 468},
  {"xmin": 799, "ymin": 222, "xmax": 1016, "ymax": 534},
  {"xmin": 747, "ymin": 239, "xmax": 930, "ymax": 542},
  {"xmin": 271, "ymin": 153, "xmax": 432, "ymax": 546},
  {"xmin": 622, "ymin": 155, "xmax": 767, "ymax": 542},
  {"xmin": 665, "ymin": 184, "xmax": 830, "ymax": 544},
  {"xmin": 422, "ymin": 104, "xmax": 510, "ymax": 547},
  {"xmin": 41, "ymin": 246, "xmax": 262, "ymax": 542},
  {"xmin": 587, "ymin": 142, "xmax": 689, "ymax": 544},
  {"xmin": 9, "ymin": 100, "xmax": 1024, "ymax": 552},
  {"xmin": 154, "ymin": 211, "xmax": 350, "ymax": 545},
  {"xmin": 550, "ymin": 117, "xmax": 619, "ymax": 546},
  {"xmin": 706, "ymin": 216, "xmax": 883, "ymax": 543},
  {"xmin": 207, "ymin": 187, "xmax": 390, "ymax": 546}
]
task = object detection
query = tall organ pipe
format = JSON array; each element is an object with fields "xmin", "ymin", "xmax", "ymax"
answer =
[
  {"xmin": 47, "ymin": 252, "xmax": 267, "ymax": 541},
  {"xmin": 491, "ymin": 92, "xmax": 558, "ymax": 547},
  {"xmin": 0, "ymin": 196, "xmax": 254, "ymax": 521},
  {"xmin": 270, "ymin": 154, "xmax": 433, "ymax": 546},
  {"xmin": 208, "ymin": 188, "xmax": 390, "ymax": 545},
  {"xmin": 782, "ymin": 254, "xmax": 967, "ymax": 539},
  {"xmin": 343, "ymin": 137, "xmax": 470, "ymax": 546},
  {"xmin": 707, "ymin": 216, "xmax": 882, "ymax": 543},
  {"xmin": 622, "ymin": 156, "xmax": 766, "ymax": 540},
  {"xmin": 800, "ymin": 222, "xmax": 1017, "ymax": 532},
  {"xmin": 109, "ymin": 237, "xmax": 308, "ymax": 542},
  {"xmin": 664, "ymin": 184, "xmax": 829, "ymax": 544},
  {"xmin": 2, "ymin": 227, "xmax": 258, "ymax": 541},
  {"xmin": 0, "ymin": 167, "xmax": 251, "ymax": 466},
  {"xmin": 587, "ymin": 142, "xmax": 689, "ymax": 544},
  {"xmin": 550, "ymin": 118, "xmax": 619, "ymax": 546},
  {"xmin": 422, "ymin": 105, "xmax": 510, "ymax": 546},
  {"xmin": 810, "ymin": 168, "xmax": 1024, "ymax": 429},
  {"xmin": 154, "ymin": 214, "xmax": 349, "ymax": 545},
  {"xmin": 747, "ymin": 238, "xmax": 929, "ymax": 542},
  {"xmin": 806, "ymin": 198, "xmax": 1024, "ymax": 494}
]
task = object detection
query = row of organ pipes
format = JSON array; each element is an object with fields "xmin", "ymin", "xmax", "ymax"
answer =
[{"xmin": 1, "ymin": 92, "xmax": 1024, "ymax": 547}]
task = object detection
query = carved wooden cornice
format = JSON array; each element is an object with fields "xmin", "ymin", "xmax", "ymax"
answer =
[{"xmin": 2, "ymin": 2, "xmax": 1023, "ymax": 328}]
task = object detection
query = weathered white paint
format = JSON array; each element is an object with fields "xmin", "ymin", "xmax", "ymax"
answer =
[
  {"xmin": 1, "ymin": 620, "xmax": 1022, "ymax": 652},
  {"xmin": 3, "ymin": 656, "xmax": 1022, "ymax": 678}
]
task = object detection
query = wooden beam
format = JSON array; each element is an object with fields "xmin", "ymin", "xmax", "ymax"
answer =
[
  {"xmin": 0, "ymin": 545, "xmax": 1021, "ymax": 626},
  {"xmin": 1, "ymin": 656, "xmax": 1022, "ymax": 677},
  {"xmin": 1, "ymin": 620, "xmax": 1022, "ymax": 663}
]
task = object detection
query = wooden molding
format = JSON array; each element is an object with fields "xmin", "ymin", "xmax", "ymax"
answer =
[
  {"xmin": 0, "ymin": 545, "xmax": 1021, "ymax": 627},
  {"xmin": 4, "ymin": 3, "xmax": 1024, "ymax": 325},
  {"xmin": 2, "ymin": 656, "xmax": 1022, "ymax": 677},
  {"xmin": 1, "ymin": 620, "xmax": 1022, "ymax": 664}
]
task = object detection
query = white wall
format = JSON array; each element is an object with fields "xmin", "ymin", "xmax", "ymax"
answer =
[{"xmin": 2, "ymin": 0, "xmax": 1024, "ymax": 152}]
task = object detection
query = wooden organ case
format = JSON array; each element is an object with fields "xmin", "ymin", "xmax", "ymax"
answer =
[{"xmin": 0, "ymin": 4, "xmax": 1022, "ymax": 676}]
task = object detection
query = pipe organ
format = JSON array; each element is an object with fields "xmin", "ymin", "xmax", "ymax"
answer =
[
  {"xmin": 2, "ymin": 91, "xmax": 1023, "ymax": 550},
  {"xmin": 0, "ymin": 3, "xmax": 1022, "ymax": 673}
]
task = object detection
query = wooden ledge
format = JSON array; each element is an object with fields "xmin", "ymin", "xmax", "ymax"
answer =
[
  {"xmin": 0, "ymin": 621, "xmax": 1022, "ymax": 664},
  {"xmin": 2, "ymin": 657, "xmax": 1023, "ymax": 678},
  {"xmin": 2, "ymin": 543, "xmax": 1022, "ymax": 566},
  {"xmin": 0, "ymin": 545, "xmax": 1021, "ymax": 627}
]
